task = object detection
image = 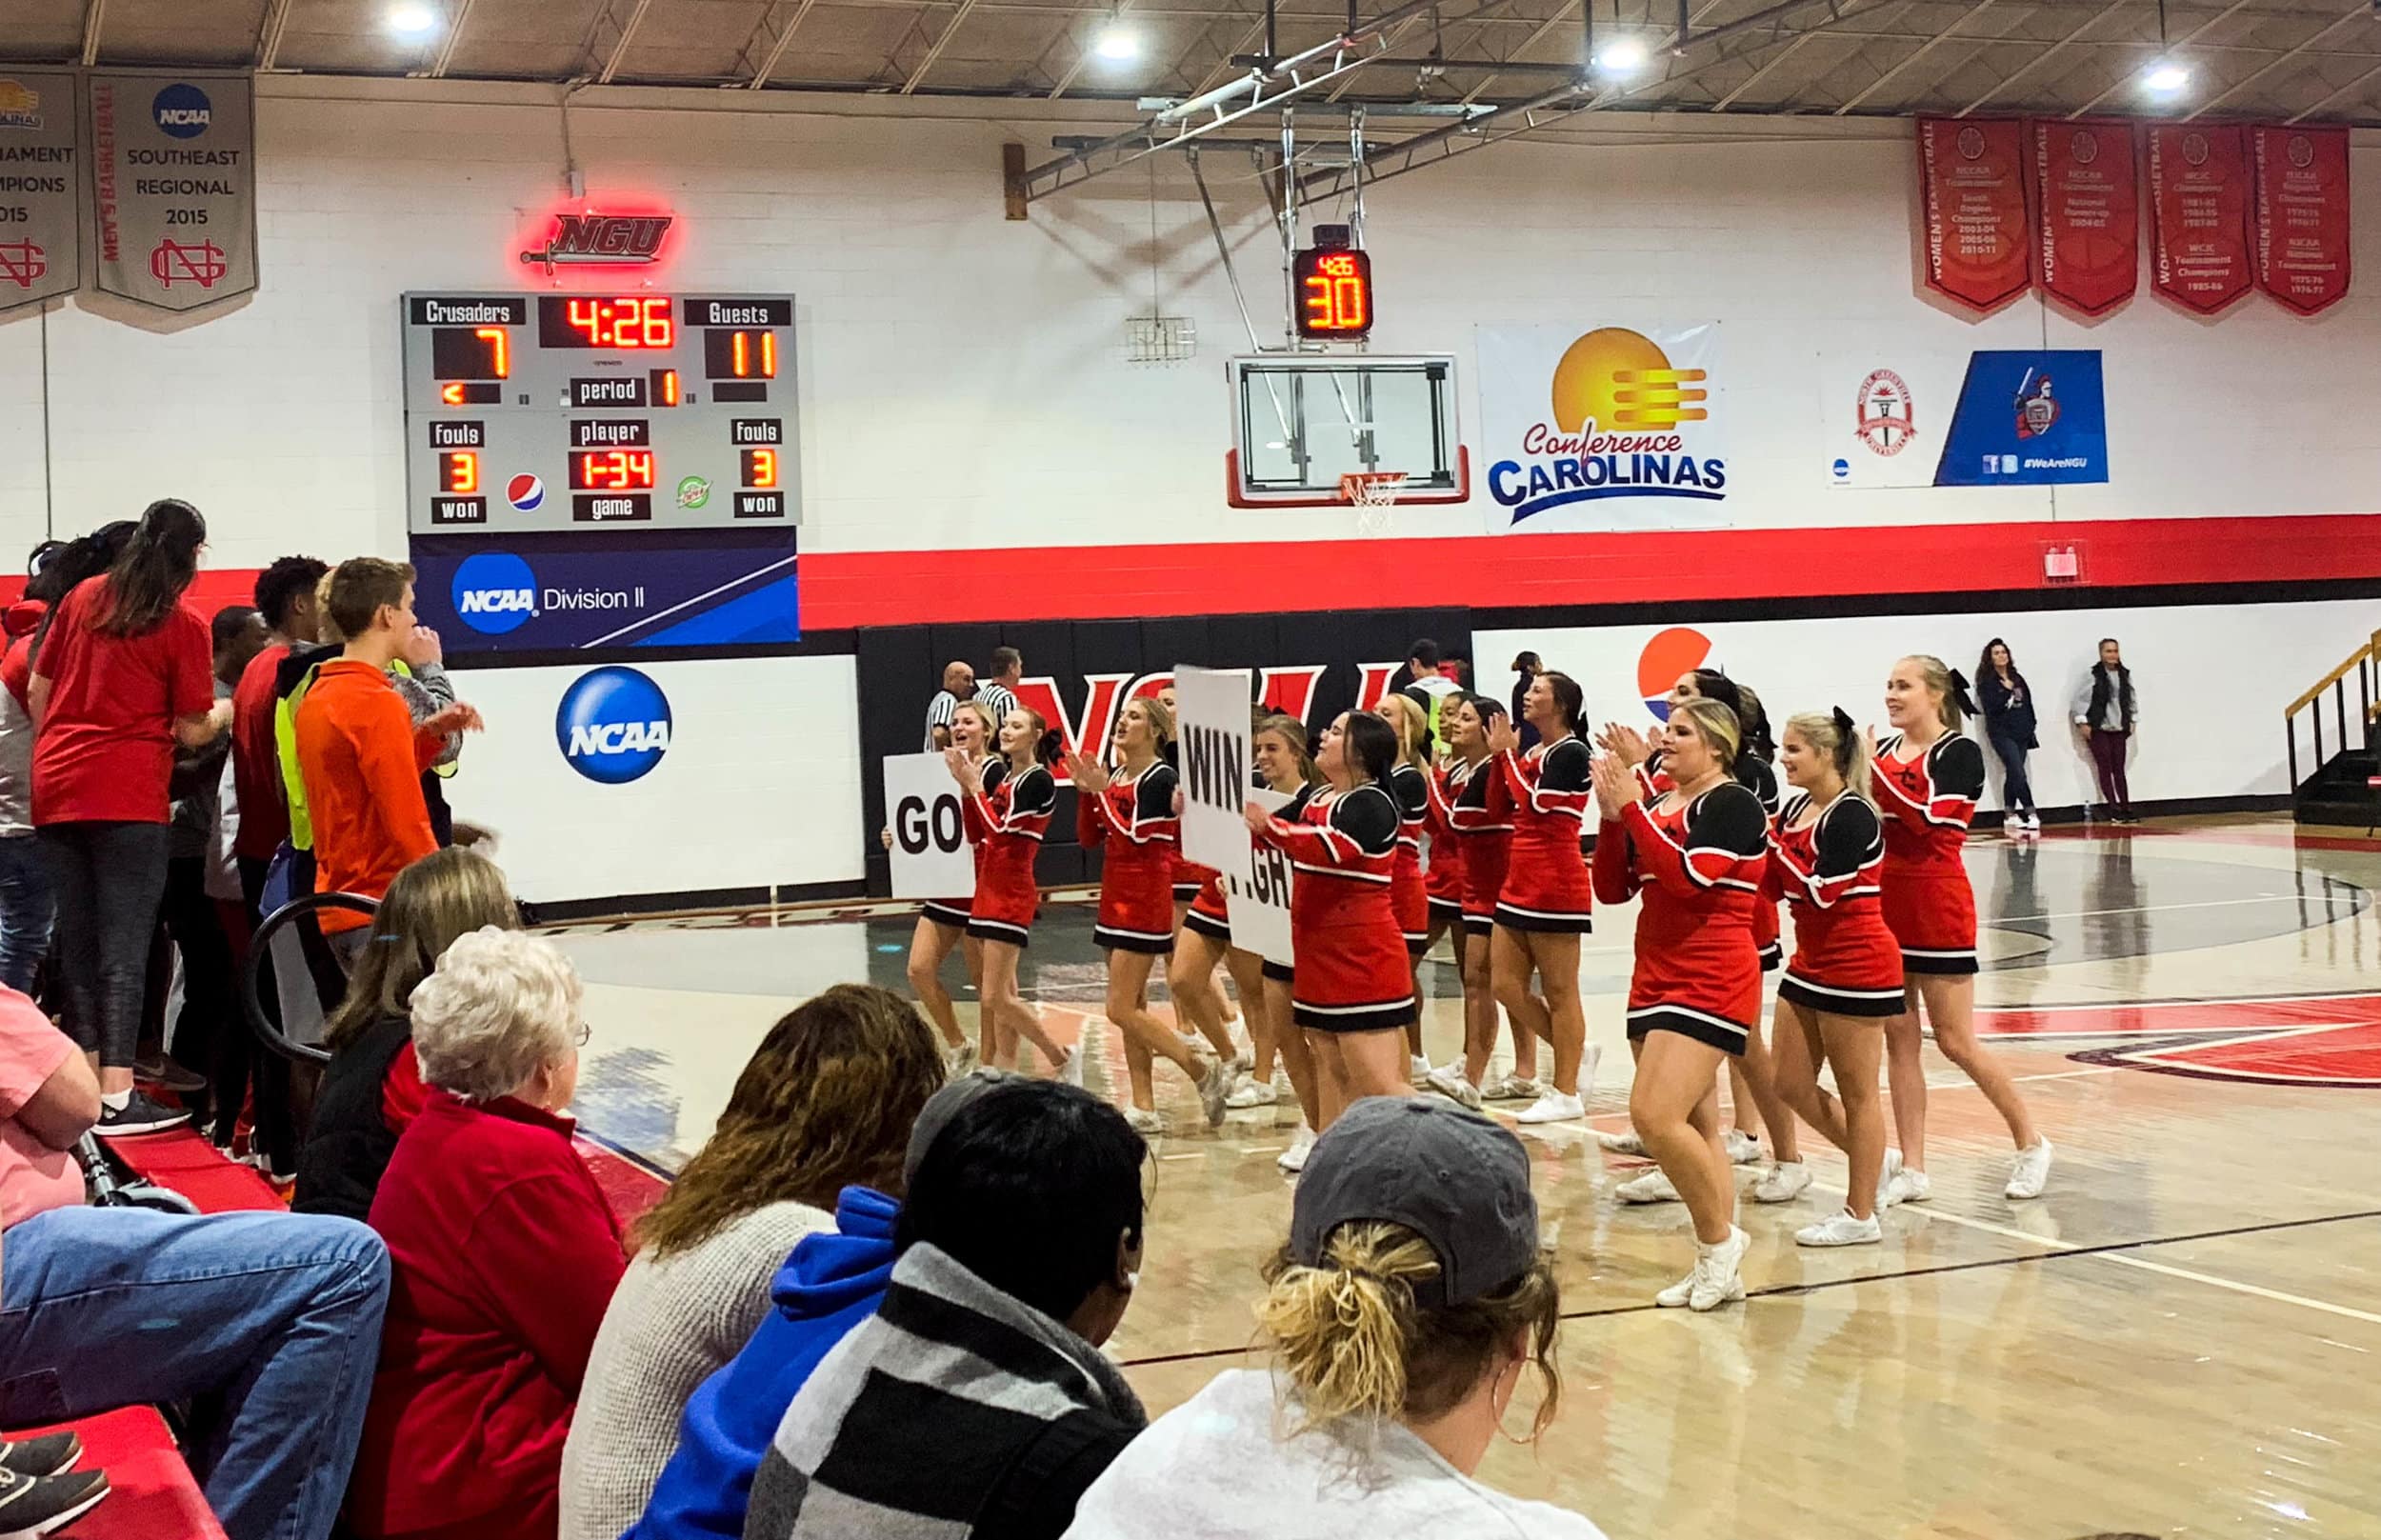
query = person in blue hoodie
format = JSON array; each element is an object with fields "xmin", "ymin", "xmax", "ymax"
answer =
[{"xmin": 623, "ymin": 1070, "xmax": 1019, "ymax": 1540}]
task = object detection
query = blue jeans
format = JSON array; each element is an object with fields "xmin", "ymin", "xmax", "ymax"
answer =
[
  {"xmin": 0, "ymin": 834, "xmax": 54, "ymax": 997},
  {"xmin": 0, "ymin": 1206, "xmax": 390, "ymax": 1540}
]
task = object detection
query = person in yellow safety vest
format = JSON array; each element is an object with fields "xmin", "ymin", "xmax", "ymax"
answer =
[{"xmin": 1399, "ymin": 637, "xmax": 1463, "ymax": 745}]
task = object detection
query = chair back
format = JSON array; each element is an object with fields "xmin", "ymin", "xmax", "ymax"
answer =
[{"xmin": 241, "ymin": 891, "xmax": 380, "ymax": 1068}]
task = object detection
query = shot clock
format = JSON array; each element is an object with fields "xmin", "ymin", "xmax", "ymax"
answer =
[
  {"xmin": 1291, "ymin": 226, "xmax": 1374, "ymax": 340},
  {"xmin": 401, "ymin": 293, "xmax": 797, "ymax": 532}
]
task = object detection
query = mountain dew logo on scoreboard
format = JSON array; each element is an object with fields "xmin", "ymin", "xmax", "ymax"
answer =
[{"xmin": 1476, "ymin": 324, "xmax": 1729, "ymax": 532}]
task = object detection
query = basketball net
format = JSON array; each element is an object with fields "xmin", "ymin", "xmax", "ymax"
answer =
[{"xmin": 1340, "ymin": 470, "xmax": 1406, "ymax": 537}]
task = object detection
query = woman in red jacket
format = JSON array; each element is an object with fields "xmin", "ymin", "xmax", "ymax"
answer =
[
  {"xmin": 1067, "ymin": 695, "xmax": 1230, "ymax": 1134},
  {"xmin": 1591, "ymin": 697, "xmax": 1770, "ymax": 1311},
  {"xmin": 1484, "ymin": 671, "xmax": 1596, "ymax": 1126},
  {"xmin": 950, "ymin": 707, "xmax": 1077, "ymax": 1082},
  {"xmin": 1243, "ymin": 710, "xmax": 1414, "ymax": 1130},
  {"xmin": 354, "ymin": 927, "xmax": 629, "ymax": 1540}
]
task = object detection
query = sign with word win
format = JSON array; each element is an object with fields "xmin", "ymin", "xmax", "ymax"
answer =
[{"xmin": 1176, "ymin": 666, "xmax": 1254, "ymax": 872}]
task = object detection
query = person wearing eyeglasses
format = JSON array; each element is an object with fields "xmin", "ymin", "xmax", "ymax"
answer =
[{"xmin": 349, "ymin": 928, "xmax": 627, "ymax": 1540}]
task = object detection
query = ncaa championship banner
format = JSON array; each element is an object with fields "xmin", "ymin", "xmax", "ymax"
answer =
[
  {"xmin": 0, "ymin": 70, "xmax": 81, "ymax": 317},
  {"xmin": 1821, "ymin": 350, "xmax": 2109, "ymax": 490},
  {"xmin": 1476, "ymin": 324, "xmax": 1729, "ymax": 533},
  {"xmin": 86, "ymin": 73, "xmax": 257, "ymax": 313}
]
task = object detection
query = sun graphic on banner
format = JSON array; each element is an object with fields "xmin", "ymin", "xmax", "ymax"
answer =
[{"xmin": 1551, "ymin": 328, "xmax": 1710, "ymax": 434}]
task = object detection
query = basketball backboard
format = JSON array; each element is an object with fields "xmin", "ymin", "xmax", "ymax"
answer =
[{"xmin": 1226, "ymin": 354, "xmax": 1469, "ymax": 508}]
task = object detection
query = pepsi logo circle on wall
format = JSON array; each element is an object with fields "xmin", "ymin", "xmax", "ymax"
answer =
[
  {"xmin": 152, "ymin": 83, "xmax": 211, "ymax": 139},
  {"xmin": 556, "ymin": 666, "xmax": 672, "ymax": 785},
  {"xmin": 1637, "ymin": 626, "xmax": 1713, "ymax": 721},
  {"xmin": 451, "ymin": 551, "xmax": 537, "ymax": 636}
]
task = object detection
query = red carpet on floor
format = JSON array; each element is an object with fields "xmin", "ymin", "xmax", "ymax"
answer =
[{"xmin": 7, "ymin": 1407, "xmax": 225, "ymax": 1540}]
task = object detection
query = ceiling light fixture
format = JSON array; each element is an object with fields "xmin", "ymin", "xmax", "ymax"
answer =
[
  {"xmin": 1594, "ymin": 36, "xmax": 1649, "ymax": 74},
  {"xmin": 2142, "ymin": 59, "xmax": 2191, "ymax": 95},
  {"xmin": 1094, "ymin": 18, "xmax": 1141, "ymax": 60},
  {"xmin": 388, "ymin": 2, "xmax": 438, "ymax": 37}
]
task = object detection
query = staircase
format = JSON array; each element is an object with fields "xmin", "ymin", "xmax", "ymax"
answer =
[{"xmin": 2288, "ymin": 629, "xmax": 2381, "ymax": 827}]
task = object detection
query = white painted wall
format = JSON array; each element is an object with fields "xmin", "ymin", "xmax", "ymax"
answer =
[
  {"xmin": 445, "ymin": 652, "xmax": 862, "ymax": 902},
  {"xmin": 0, "ymin": 80, "xmax": 2374, "ymax": 570},
  {"xmin": 1476, "ymin": 597, "xmax": 2380, "ymax": 814}
]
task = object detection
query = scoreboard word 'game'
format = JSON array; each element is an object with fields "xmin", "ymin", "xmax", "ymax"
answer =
[{"xmin": 401, "ymin": 292, "xmax": 797, "ymax": 534}]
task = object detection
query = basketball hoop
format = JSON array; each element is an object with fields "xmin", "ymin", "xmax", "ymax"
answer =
[{"xmin": 1340, "ymin": 470, "xmax": 1407, "ymax": 536}]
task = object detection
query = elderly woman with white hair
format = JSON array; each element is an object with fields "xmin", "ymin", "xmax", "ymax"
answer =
[{"xmin": 347, "ymin": 927, "xmax": 630, "ymax": 1540}]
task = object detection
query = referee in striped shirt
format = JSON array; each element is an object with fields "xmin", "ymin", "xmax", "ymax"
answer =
[
  {"xmin": 976, "ymin": 647, "xmax": 1022, "ymax": 730},
  {"xmin": 924, "ymin": 660, "xmax": 976, "ymax": 750}
]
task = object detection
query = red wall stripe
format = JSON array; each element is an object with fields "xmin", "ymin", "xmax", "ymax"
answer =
[{"xmin": 799, "ymin": 512, "xmax": 2375, "ymax": 629}]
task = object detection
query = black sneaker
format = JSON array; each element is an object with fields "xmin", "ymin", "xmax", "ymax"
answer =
[
  {"xmin": 0, "ymin": 1467, "xmax": 109, "ymax": 1538},
  {"xmin": 133, "ymin": 1055, "xmax": 207, "ymax": 1094},
  {"xmin": 96, "ymin": 1090, "xmax": 191, "ymax": 1137},
  {"xmin": 0, "ymin": 1435, "xmax": 81, "ymax": 1479}
]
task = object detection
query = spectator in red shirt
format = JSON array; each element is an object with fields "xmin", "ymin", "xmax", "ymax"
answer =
[
  {"xmin": 352, "ymin": 927, "xmax": 627, "ymax": 1540},
  {"xmin": 294, "ymin": 846, "xmax": 520, "ymax": 1223},
  {"xmin": 28, "ymin": 500, "xmax": 230, "ymax": 1134},
  {"xmin": 293, "ymin": 560, "xmax": 479, "ymax": 950},
  {"xmin": 0, "ymin": 529, "xmax": 130, "ymax": 1000},
  {"xmin": 230, "ymin": 554, "xmax": 328, "ymax": 904}
]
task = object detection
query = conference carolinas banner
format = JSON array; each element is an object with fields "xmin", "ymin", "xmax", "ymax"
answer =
[
  {"xmin": 2148, "ymin": 124, "xmax": 2253, "ymax": 315},
  {"xmin": 2031, "ymin": 118, "xmax": 2137, "ymax": 316},
  {"xmin": 2251, "ymin": 125, "xmax": 2351, "ymax": 315},
  {"xmin": 1917, "ymin": 117, "xmax": 2030, "ymax": 315},
  {"xmin": 1476, "ymin": 323, "xmax": 1730, "ymax": 534},
  {"xmin": 1821, "ymin": 350, "xmax": 2108, "ymax": 489}
]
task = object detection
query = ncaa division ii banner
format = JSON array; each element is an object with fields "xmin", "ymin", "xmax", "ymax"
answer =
[
  {"xmin": 0, "ymin": 70, "xmax": 81, "ymax": 317},
  {"xmin": 1821, "ymin": 350, "xmax": 2108, "ymax": 489},
  {"xmin": 86, "ymin": 73, "xmax": 257, "ymax": 313},
  {"xmin": 1476, "ymin": 323, "xmax": 1729, "ymax": 534}
]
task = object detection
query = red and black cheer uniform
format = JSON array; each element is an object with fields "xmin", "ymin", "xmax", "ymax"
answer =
[
  {"xmin": 1078, "ymin": 761, "xmax": 1181, "ymax": 954},
  {"xmin": 1592, "ymin": 780, "xmax": 1770, "ymax": 1052},
  {"xmin": 1642, "ymin": 749, "xmax": 1782, "ymax": 970},
  {"xmin": 1387, "ymin": 762, "xmax": 1431, "ymax": 956},
  {"xmin": 1767, "ymin": 790, "xmax": 1904, "ymax": 1016},
  {"xmin": 1423, "ymin": 762, "xmax": 1468, "ymax": 932},
  {"xmin": 1871, "ymin": 730, "xmax": 1985, "ymax": 975},
  {"xmin": 921, "ymin": 758, "xmax": 1006, "ymax": 931},
  {"xmin": 1494, "ymin": 736, "xmax": 1594, "ymax": 932},
  {"xmin": 1255, "ymin": 783, "xmax": 1415, "ymax": 1032},
  {"xmin": 1259, "ymin": 783, "xmax": 1317, "ymax": 983},
  {"xmin": 961, "ymin": 762, "xmax": 1055, "ymax": 947},
  {"xmin": 1445, "ymin": 756, "xmax": 1512, "ymax": 939}
]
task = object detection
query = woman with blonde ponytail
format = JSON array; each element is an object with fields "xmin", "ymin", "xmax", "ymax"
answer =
[{"xmin": 1065, "ymin": 1098, "xmax": 1605, "ymax": 1540}]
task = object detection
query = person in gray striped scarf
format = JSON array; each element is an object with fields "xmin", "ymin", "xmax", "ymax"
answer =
[{"xmin": 744, "ymin": 1078, "xmax": 1148, "ymax": 1540}]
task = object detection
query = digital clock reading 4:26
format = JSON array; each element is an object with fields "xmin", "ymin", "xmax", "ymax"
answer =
[{"xmin": 1291, "ymin": 241, "xmax": 1373, "ymax": 339}]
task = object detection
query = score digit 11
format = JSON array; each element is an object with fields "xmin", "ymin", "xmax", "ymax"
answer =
[{"xmin": 1291, "ymin": 225, "xmax": 1373, "ymax": 340}]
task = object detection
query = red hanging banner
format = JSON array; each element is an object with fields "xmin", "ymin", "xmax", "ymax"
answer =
[
  {"xmin": 2251, "ymin": 125, "xmax": 2351, "ymax": 315},
  {"xmin": 2147, "ymin": 124, "xmax": 2253, "ymax": 314},
  {"xmin": 2030, "ymin": 118, "xmax": 2138, "ymax": 315},
  {"xmin": 1917, "ymin": 117, "xmax": 2030, "ymax": 314}
]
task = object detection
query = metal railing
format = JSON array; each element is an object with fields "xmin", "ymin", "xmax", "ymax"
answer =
[{"xmin": 2285, "ymin": 628, "xmax": 2381, "ymax": 796}]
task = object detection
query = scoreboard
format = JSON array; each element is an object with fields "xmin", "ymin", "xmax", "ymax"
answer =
[{"xmin": 401, "ymin": 292, "xmax": 796, "ymax": 534}]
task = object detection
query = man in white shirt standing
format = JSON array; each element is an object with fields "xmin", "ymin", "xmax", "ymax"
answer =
[
  {"xmin": 1399, "ymin": 638, "xmax": 1462, "ymax": 743},
  {"xmin": 2071, "ymin": 636, "xmax": 2138, "ymax": 824},
  {"xmin": 976, "ymin": 647, "xmax": 1023, "ymax": 730}
]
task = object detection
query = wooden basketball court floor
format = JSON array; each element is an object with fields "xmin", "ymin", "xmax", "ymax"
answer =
[{"xmin": 548, "ymin": 813, "xmax": 2381, "ymax": 1540}]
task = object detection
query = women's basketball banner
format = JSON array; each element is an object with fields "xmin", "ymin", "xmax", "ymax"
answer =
[
  {"xmin": 1917, "ymin": 118, "xmax": 2030, "ymax": 314},
  {"xmin": 2251, "ymin": 125, "xmax": 2351, "ymax": 315},
  {"xmin": 2147, "ymin": 125, "xmax": 2253, "ymax": 314},
  {"xmin": 2030, "ymin": 119, "xmax": 2137, "ymax": 315}
]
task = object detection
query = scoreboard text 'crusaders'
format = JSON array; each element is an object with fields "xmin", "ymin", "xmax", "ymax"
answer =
[
  {"xmin": 400, "ymin": 292, "xmax": 796, "ymax": 534},
  {"xmin": 1291, "ymin": 227, "xmax": 1373, "ymax": 340}
]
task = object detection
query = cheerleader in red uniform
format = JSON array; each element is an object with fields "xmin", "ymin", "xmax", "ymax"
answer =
[
  {"xmin": 1873, "ymin": 655, "xmax": 2051, "ymax": 1202},
  {"xmin": 1485, "ymin": 670, "xmax": 1596, "ymax": 1125},
  {"xmin": 1763, "ymin": 708, "xmax": 1903, "ymax": 1246},
  {"xmin": 1243, "ymin": 710, "xmax": 1413, "ymax": 1130},
  {"xmin": 950, "ymin": 708, "xmax": 1079, "ymax": 1082},
  {"xmin": 1589, "ymin": 696, "xmax": 1769, "ymax": 1310},
  {"xmin": 1068, "ymin": 694, "xmax": 1231, "ymax": 1134},
  {"xmin": 1375, "ymin": 693, "xmax": 1436, "ymax": 1080},
  {"xmin": 882, "ymin": 699, "xmax": 997, "ymax": 1067},
  {"xmin": 1425, "ymin": 694, "xmax": 1540, "ymax": 1109}
]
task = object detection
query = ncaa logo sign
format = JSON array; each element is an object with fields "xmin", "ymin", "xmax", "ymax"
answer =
[
  {"xmin": 556, "ymin": 667, "xmax": 671, "ymax": 785},
  {"xmin": 452, "ymin": 552, "xmax": 536, "ymax": 636},
  {"xmin": 152, "ymin": 83, "xmax": 211, "ymax": 139}
]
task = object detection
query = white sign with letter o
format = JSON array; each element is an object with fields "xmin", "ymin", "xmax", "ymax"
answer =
[{"xmin": 884, "ymin": 753, "xmax": 975, "ymax": 899}]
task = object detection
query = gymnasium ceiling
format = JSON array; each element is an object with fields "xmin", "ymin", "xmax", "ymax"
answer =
[{"xmin": 3, "ymin": 0, "xmax": 2378, "ymax": 128}]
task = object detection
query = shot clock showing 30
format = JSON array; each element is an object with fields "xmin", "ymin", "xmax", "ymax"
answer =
[
  {"xmin": 1291, "ymin": 230, "xmax": 1373, "ymax": 340},
  {"xmin": 401, "ymin": 292, "xmax": 798, "ymax": 533}
]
